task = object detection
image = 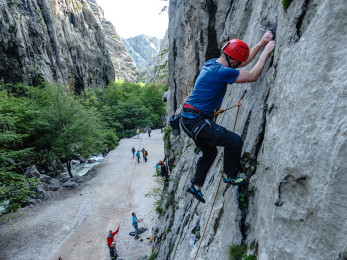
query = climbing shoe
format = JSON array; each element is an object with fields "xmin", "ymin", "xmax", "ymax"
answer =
[
  {"xmin": 187, "ymin": 185, "xmax": 205, "ymax": 203},
  {"xmin": 222, "ymin": 175, "xmax": 247, "ymax": 186}
]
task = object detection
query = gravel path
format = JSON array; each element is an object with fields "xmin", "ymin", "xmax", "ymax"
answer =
[{"xmin": 0, "ymin": 130, "xmax": 164, "ymax": 260}]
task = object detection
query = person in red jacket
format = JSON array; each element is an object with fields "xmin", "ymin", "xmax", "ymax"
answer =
[{"xmin": 107, "ymin": 226, "xmax": 119, "ymax": 258}]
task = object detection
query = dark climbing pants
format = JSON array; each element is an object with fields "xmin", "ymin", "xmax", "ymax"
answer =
[
  {"xmin": 109, "ymin": 246, "xmax": 114, "ymax": 257},
  {"xmin": 181, "ymin": 116, "xmax": 243, "ymax": 187}
]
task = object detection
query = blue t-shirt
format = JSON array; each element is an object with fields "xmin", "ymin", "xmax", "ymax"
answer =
[
  {"xmin": 183, "ymin": 58, "xmax": 239, "ymax": 118},
  {"xmin": 132, "ymin": 216, "xmax": 137, "ymax": 224}
]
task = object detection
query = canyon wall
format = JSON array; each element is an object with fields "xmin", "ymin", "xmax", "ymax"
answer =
[
  {"xmin": 0, "ymin": 0, "xmax": 137, "ymax": 92},
  {"xmin": 153, "ymin": 0, "xmax": 347, "ymax": 259}
]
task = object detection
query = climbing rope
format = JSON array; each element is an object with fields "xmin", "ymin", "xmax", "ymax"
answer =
[
  {"xmin": 194, "ymin": 90, "xmax": 247, "ymax": 260},
  {"xmin": 119, "ymin": 131, "xmax": 144, "ymax": 224},
  {"xmin": 213, "ymin": 89, "xmax": 247, "ymax": 120}
]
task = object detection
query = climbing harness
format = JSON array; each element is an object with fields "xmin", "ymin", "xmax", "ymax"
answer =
[{"xmin": 193, "ymin": 90, "xmax": 247, "ymax": 260}]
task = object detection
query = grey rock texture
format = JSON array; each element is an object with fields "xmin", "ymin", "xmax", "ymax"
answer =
[
  {"xmin": 0, "ymin": 0, "xmax": 137, "ymax": 91},
  {"xmin": 146, "ymin": 30, "xmax": 169, "ymax": 83},
  {"xmin": 122, "ymin": 34, "xmax": 162, "ymax": 75},
  {"xmin": 87, "ymin": 0, "xmax": 139, "ymax": 82},
  {"xmin": 154, "ymin": 0, "xmax": 347, "ymax": 260}
]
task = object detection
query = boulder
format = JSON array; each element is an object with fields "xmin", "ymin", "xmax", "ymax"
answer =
[
  {"xmin": 48, "ymin": 179, "xmax": 61, "ymax": 191},
  {"xmin": 35, "ymin": 186, "xmax": 51, "ymax": 201},
  {"xmin": 24, "ymin": 165, "xmax": 40, "ymax": 179},
  {"xmin": 63, "ymin": 181, "xmax": 79, "ymax": 189},
  {"xmin": 39, "ymin": 174, "xmax": 52, "ymax": 184},
  {"xmin": 70, "ymin": 176, "xmax": 86, "ymax": 183}
]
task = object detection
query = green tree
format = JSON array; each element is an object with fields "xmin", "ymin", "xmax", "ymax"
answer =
[
  {"xmin": 0, "ymin": 86, "xmax": 37, "ymax": 179},
  {"xmin": 36, "ymin": 83, "xmax": 104, "ymax": 177}
]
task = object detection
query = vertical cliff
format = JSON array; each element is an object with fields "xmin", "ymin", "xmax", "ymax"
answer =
[
  {"xmin": 87, "ymin": 0, "xmax": 139, "ymax": 82},
  {"xmin": 0, "ymin": 0, "xmax": 137, "ymax": 91},
  {"xmin": 146, "ymin": 30, "xmax": 169, "ymax": 83},
  {"xmin": 154, "ymin": 0, "xmax": 347, "ymax": 259}
]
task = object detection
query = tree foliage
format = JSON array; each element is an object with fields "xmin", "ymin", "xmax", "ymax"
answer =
[
  {"xmin": 0, "ymin": 80, "xmax": 167, "ymax": 213},
  {"xmin": 82, "ymin": 80, "xmax": 167, "ymax": 139}
]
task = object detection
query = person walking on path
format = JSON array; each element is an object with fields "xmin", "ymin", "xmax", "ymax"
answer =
[
  {"xmin": 132, "ymin": 212, "xmax": 143, "ymax": 239},
  {"xmin": 180, "ymin": 31, "xmax": 275, "ymax": 203},
  {"xmin": 131, "ymin": 147, "xmax": 135, "ymax": 158},
  {"xmin": 148, "ymin": 129, "xmax": 151, "ymax": 137},
  {"xmin": 107, "ymin": 226, "xmax": 120, "ymax": 258},
  {"xmin": 136, "ymin": 151, "xmax": 141, "ymax": 163},
  {"xmin": 136, "ymin": 128, "xmax": 140, "ymax": 138},
  {"xmin": 143, "ymin": 150, "xmax": 148, "ymax": 162}
]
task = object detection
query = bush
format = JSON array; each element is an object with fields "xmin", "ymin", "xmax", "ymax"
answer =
[
  {"xmin": 281, "ymin": 0, "xmax": 293, "ymax": 9},
  {"xmin": 2, "ymin": 177, "xmax": 40, "ymax": 213},
  {"xmin": 163, "ymin": 126, "xmax": 171, "ymax": 148},
  {"xmin": 155, "ymin": 205, "xmax": 164, "ymax": 215},
  {"xmin": 148, "ymin": 252, "xmax": 158, "ymax": 260},
  {"xmin": 228, "ymin": 243, "xmax": 256, "ymax": 260}
]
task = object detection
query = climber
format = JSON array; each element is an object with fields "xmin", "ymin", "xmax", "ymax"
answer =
[{"xmin": 180, "ymin": 31, "xmax": 276, "ymax": 203}]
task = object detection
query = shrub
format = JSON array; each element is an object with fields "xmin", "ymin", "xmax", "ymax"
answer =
[
  {"xmin": 163, "ymin": 126, "xmax": 171, "ymax": 148},
  {"xmin": 149, "ymin": 252, "xmax": 158, "ymax": 260},
  {"xmin": 281, "ymin": 0, "xmax": 293, "ymax": 9},
  {"xmin": 228, "ymin": 243, "xmax": 256, "ymax": 260}
]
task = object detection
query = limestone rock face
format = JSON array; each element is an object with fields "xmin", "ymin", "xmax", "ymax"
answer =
[
  {"xmin": 146, "ymin": 30, "xmax": 169, "ymax": 83},
  {"xmin": 87, "ymin": 0, "xmax": 139, "ymax": 82},
  {"xmin": 0, "ymin": 0, "xmax": 137, "ymax": 91},
  {"xmin": 122, "ymin": 34, "xmax": 162, "ymax": 75},
  {"xmin": 154, "ymin": 0, "xmax": 347, "ymax": 259}
]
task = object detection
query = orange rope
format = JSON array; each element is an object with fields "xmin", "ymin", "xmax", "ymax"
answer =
[
  {"xmin": 194, "ymin": 91, "xmax": 246, "ymax": 260},
  {"xmin": 214, "ymin": 90, "xmax": 246, "ymax": 119}
]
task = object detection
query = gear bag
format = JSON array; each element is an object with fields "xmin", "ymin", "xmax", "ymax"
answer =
[{"xmin": 169, "ymin": 114, "xmax": 181, "ymax": 136}]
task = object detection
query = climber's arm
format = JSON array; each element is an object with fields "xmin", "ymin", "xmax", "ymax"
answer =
[{"xmin": 234, "ymin": 40, "xmax": 275, "ymax": 83}]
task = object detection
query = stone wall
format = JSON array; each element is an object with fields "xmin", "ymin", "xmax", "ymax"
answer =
[{"xmin": 154, "ymin": 0, "xmax": 347, "ymax": 259}]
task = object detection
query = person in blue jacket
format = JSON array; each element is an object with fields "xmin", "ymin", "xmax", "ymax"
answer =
[
  {"xmin": 132, "ymin": 212, "xmax": 143, "ymax": 239},
  {"xmin": 181, "ymin": 31, "xmax": 276, "ymax": 203}
]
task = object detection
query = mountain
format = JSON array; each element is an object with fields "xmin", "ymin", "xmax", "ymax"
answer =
[
  {"xmin": 87, "ymin": 0, "xmax": 139, "ymax": 82},
  {"xmin": 122, "ymin": 34, "xmax": 162, "ymax": 76},
  {"xmin": 0, "ymin": 0, "xmax": 138, "ymax": 92},
  {"xmin": 146, "ymin": 30, "xmax": 169, "ymax": 83}
]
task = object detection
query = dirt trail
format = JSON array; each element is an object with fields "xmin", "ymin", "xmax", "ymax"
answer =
[{"xmin": 0, "ymin": 130, "xmax": 164, "ymax": 260}]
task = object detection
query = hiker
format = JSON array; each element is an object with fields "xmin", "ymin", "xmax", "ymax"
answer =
[
  {"xmin": 131, "ymin": 147, "xmax": 135, "ymax": 158},
  {"xmin": 132, "ymin": 212, "xmax": 143, "ymax": 239},
  {"xmin": 107, "ymin": 226, "xmax": 120, "ymax": 258},
  {"xmin": 148, "ymin": 129, "xmax": 151, "ymax": 137},
  {"xmin": 143, "ymin": 150, "xmax": 148, "ymax": 162},
  {"xmin": 136, "ymin": 151, "xmax": 141, "ymax": 163},
  {"xmin": 136, "ymin": 128, "xmax": 140, "ymax": 138},
  {"xmin": 180, "ymin": 31, "xmax": 275, "ymax": 203},
  {"xmin": 158, "ymin": 160, "xmax": 169, "ymax": 188}
]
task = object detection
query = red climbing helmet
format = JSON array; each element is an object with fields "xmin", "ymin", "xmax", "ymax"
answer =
[{"xmin": 222, "ymin": 39, "xmax": 250, "ymax": 62}]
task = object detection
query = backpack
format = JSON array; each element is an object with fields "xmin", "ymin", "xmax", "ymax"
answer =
[{"xmin": 169, "ymin": 114, "xmax": 181, "ymax": 136}]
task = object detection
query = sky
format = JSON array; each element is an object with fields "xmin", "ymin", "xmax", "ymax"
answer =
[{"xmin": 95, "ymin": 0, "xmax": 168, "ymax": 39}]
